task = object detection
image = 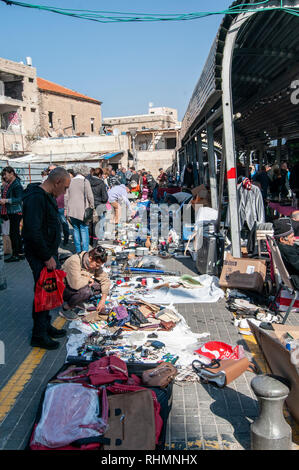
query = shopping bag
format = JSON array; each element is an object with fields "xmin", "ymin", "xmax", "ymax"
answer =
[
  {"xmin": 195, "ymin": 341, "xmax": 244, "ymax": 361},
  {"xmin": 34, "ymin": 267, "xmax": 66, "ymax": 312}
]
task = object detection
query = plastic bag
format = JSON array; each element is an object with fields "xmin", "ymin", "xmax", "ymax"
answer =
[
  {"xmin": 30, "ymin": 383, "xmax": 108, "ymax": 448},
  {"xmin": 139, "ymin": 256, "xmax": 165, "ymax": 269},
  {"xmin": 195, "ymin": 341, "xmax": 245, "ymax": 361},
  {"xmin": 34, "ymin": 268, "xmax": 66, "ymax": 312}
]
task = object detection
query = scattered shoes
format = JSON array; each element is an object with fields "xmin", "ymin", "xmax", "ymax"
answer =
[
  {"xmin": 59, "ymin": 309, "xmax": 80, "ymax": 321},
  {"xmin": 47, "ymin": 325, "xmax": 67, "ymax": 338},
  {"xmin": 4, "ymin": 255, "xmax": 21, "ymax": 263},
  {"xmin": 30, "ymin": 335, "xmax": 60, "ymax": 350}
]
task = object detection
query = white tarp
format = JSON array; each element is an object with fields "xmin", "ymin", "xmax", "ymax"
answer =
[{"xmin": 138, "ymin": 274, "xmax": 224, "ymax": 304}]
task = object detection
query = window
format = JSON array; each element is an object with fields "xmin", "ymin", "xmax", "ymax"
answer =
[
  {"xmin": 90, "ymin": 118, "xmax": 94, "ymax": 133},
  {"xmin": 48, "ymin": 111, "xmax": 53, "ymax": 128},
  {"xmin": 30, "ymin": 108, "xmax": 36, "ymax": 113},
  {"xmin": 28, "ymin": 78, "xmax": 34, "ymax": 83},
  {"xmin": 166, "ymin": 137, "xmax": 176, "ymax": 149},
  {"xmin": 71, "ymin": 115, "xmax": 76, "ymax": 131}
]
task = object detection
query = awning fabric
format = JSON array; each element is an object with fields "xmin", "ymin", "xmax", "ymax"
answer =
[{"xmin": 99, "ymin": 152, "xmax": 123, "ymax": 160}]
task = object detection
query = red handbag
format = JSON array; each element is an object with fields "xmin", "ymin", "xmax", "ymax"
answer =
[
  {"xmin": 34, "ymin": 268, "xmax": 66, "ymax": 313},
  {"xmin": 55, "ymin": 356, "xmax": 129, "ymax": 387}
]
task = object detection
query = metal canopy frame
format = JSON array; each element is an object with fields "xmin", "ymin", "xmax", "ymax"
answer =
[{"xmin": 179, "ymin": 0, "xmax": 299, "ymax": 257}]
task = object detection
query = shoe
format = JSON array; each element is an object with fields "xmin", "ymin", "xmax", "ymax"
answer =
[
  {"xmin": 30, "ymin": 336, "xmax": 60, "ymax": 350},
  {"xmin": 4, "ymin": 256, "xmax": 20, "ymax": 263},
  {"xmin": 73, "ymin": 306, "xmax": 86, "ymax": 315},
  {"xmin": 59, "ymin": 309, "xmax": 79, "ymax": 321},
  {"xmin": 47, "ymin": 325, "xmax": 67, "ymax": 338}
]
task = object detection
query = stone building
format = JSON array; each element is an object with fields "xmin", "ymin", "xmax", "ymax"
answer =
[
  {"xmin": 0, "ymin": 57, "xmax": 40, "ymax": 156},
  {"xmin": 0, "ymin": 56, "xmax": 102, "ymax": 158},
  {"xmin": 37, "ymin": 78, "xmax": 102, "ymax": 137},
  {"xmin": 103, "ymin": 106, "xmax": 181, "ymax": 176}
]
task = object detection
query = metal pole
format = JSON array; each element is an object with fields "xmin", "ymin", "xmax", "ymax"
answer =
[
  {"xmin": 221, "ymin": 14, "xmax": 253, "ymax": 258},
  {"xmin": 276, "ymin": 138, "xmax": 282, "ymax": 166},
  {"xmin": 216, "ymin": 131, "xmax": 226, "ymax": 232},
  {"xmin": 207, "ymin": 123, "xmax": 218, "ymax": 210},
  {"xmin": 196, "ymin": 133, "xmax": 205, "ymax": 185}
]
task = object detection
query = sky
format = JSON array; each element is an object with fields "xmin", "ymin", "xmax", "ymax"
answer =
[{"xmin": 0, "ymin": 1, "xmax": 232, "ymax": 121}]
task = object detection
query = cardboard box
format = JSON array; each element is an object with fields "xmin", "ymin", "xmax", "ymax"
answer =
[
  {"xmin": 248, "ymin": 320, "xmax": 299, "ymax": 424},
  {"xmin": 219, "ymin": 254, "xmax": 266, "ymax": 293}
]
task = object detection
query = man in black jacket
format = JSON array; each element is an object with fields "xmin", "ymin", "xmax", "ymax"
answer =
[
  {"xmin": 274, "ymin": 218, "xmax": 299, "ymax": 289},
  {"xmin": 22, "ymin": 167, "xmax": 71, "ymax": 349},
  {"xmin": 88, "ymin": 168, "xmax": 108, "ymax": 245}
]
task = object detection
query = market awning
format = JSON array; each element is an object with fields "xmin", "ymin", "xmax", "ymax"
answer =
[{"xmin": 99, "ymin": 152, "xmax": 123, "ymax": 160}]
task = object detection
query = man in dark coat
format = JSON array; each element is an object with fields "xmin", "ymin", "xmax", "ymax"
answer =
[
  {"xmin": 88, "ymin": 168, "xmax": 108, "ymax": 245},
  {"xmin": 274, "ymin": 217, "xmax": 299, "ymax": 289},
  {"xmin": 22, "ymin": 167, "xmax": 71, "ymax": 350}
]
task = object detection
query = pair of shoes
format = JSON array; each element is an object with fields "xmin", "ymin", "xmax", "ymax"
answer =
[
  {"xmin": 59, "ymin": 309, "xmax": 79, "ymax": 321},
  {"xmin": 4, "ymin": 255, "xmax": 20, "ymax": 263},
  {"xmin": 30, "ymin": 336, "xmax": 60, "ymax": 350},
  {"xmin": 47, "ymin": 325, "xmax": 67, "ymax": 338}
]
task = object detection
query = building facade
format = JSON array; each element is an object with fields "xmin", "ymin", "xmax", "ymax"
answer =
[
  {"xmin": 103, "ymin": 106, "xmax": 181, "ymax": 176},
  {"xmin": 0, "ymin": 56, "xmax": 102, "ymax": 157},
  {"xmin": 37, "ymin": 78, "xmax": 102, "ymax": 138},
  {"xmin": 0, "ymin": 57, "xmax": 40, "ymax": 156}
]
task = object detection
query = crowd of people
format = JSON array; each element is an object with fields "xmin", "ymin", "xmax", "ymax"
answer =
[
  {"xmin": 0, "ymin": 157, "xmax": 298, "ymax": 351},
  {"xmin": 236, "ymin": 159, "xmax": 299, "ymax": 202},
  {"xmin": 0, "ymin": 163, "xmax": 173, "ymax": 349}
]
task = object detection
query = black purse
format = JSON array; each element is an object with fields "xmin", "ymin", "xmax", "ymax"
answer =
[{"xmin": 83, "ymin": 179, "xmax": 94, "ymax": 225}]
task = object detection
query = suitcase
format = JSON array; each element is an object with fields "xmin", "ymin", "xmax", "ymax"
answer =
[
  {"xmin": 196, "ymin": 231, "xmax": 224, "ymax": 276},
  {"xmin": 28, "ymin": 359, "xmax": 173, "ymax": 451}
]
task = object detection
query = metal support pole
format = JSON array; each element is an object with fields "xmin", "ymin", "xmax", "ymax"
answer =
[
  {"xmin": 207, "ymin": 123, "xmax": 218, "ymax": 210},
  {"xmin": 216, "ymin": 131, "xmax": 226, "ymax": 232},
  {"xmin": 221, "ymin": 15, "xmax": 252, "ymax": 258},
  {"xmin": 276, "ymin": 138, "xmax": 282, "ymax": 166},
  {"xmin": 191, "ymin": 138, "xmax": 199, "ymax": 186},
  {"xmin": 196, "ymin": 133, "xmax": 205, "ymax": 186},
  {"xmin": 245, "ymin": 150, "xmax": 250, "ymax": 178}
]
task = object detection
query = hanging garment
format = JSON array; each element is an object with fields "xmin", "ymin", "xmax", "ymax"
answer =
[{"xmin": 237, "ymin": 183, "xmax": 265, "ymax": 230}]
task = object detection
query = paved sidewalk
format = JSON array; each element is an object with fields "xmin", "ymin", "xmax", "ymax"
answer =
[{"xmin": 0, "ymin": 245, "xmax": 298, "ymax": 450}]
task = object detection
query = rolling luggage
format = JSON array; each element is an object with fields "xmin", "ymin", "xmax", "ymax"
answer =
[{"xmin": 196, "ymin": 231, "xmax": 224, "ymax": 277}]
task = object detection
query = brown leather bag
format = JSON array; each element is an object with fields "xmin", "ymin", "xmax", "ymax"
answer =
[
  {"xmin": 142, "ymin": 362, "xmax": 178, "ymax": 388},
  {"xmin": 159, "ymin": 320, "xmax": 176, "ymax": 331},
  {"xmin": 103, "ymin": 390, "xmax": 156, "ymax": 450},
  {"xmin": 192, "ymin": 357, "xmax": 257, "ymax": 388}
]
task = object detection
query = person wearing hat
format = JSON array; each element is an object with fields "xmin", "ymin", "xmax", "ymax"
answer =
[{"xmin": 273, "ymin": 218, "xmax": 299, "ymax": 284}]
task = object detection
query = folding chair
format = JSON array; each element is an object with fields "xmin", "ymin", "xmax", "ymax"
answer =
[{"xmin": 266, "ymin": 235, "xmax": 299, "ymax": 324}]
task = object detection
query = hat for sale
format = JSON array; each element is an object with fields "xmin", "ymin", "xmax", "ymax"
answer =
[{"xmin": 273, "ymin": 218, "xmax": 294, "ymax": 238}]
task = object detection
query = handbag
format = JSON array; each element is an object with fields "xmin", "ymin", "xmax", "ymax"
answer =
[
  {"xmin": 34, "ymin": 268, "xmax": 66, "ymax": 313},
  {"xmin": 103, "ymin": 390, "xmax": 156, "ymax": 450},
  {"xmin": 142, "ymin": 362, "xmax": 178, "ymax": 388},
  {"xmin": 192, "ymin": 357, "xmax": 257, "ymax": 388},
  {"xmin": 83, "ymin": 179, "xmax": 94, "ymax": 225}
]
